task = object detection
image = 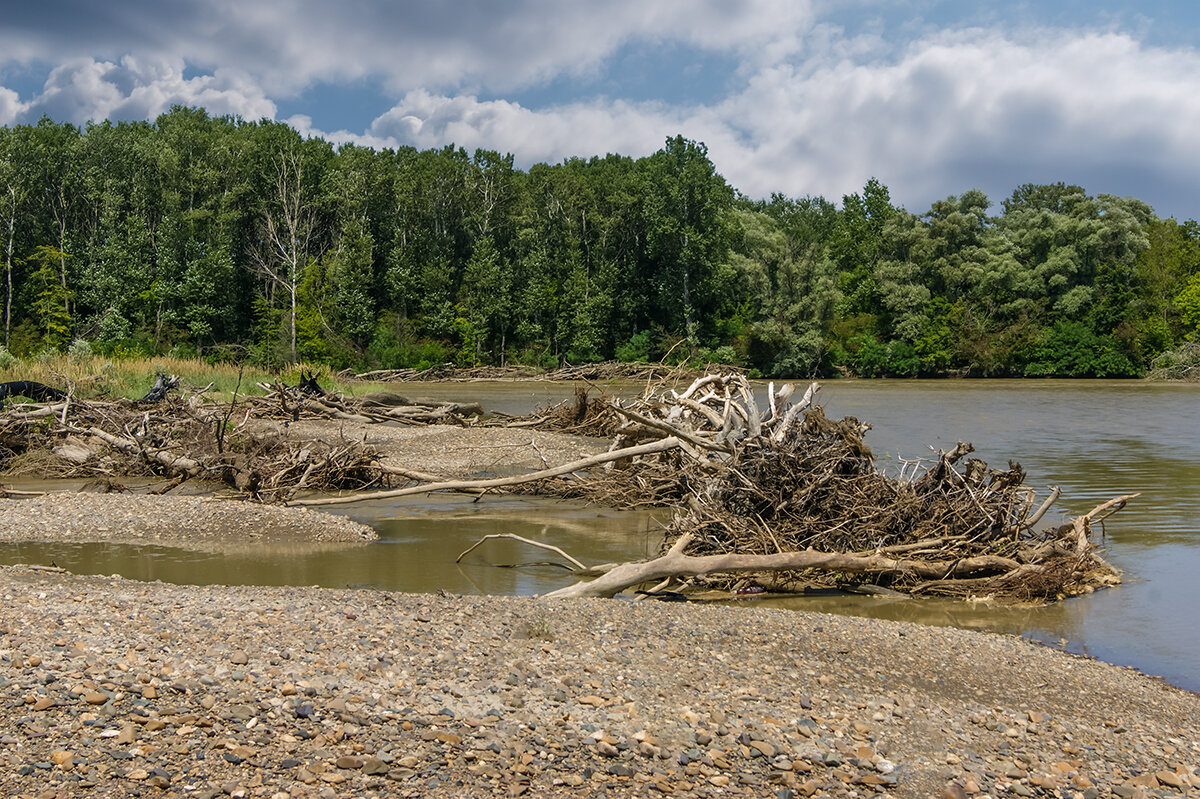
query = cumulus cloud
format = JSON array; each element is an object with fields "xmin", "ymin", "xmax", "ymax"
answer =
[
  {"xmin": 0, "ymin": 87, "xmax": 24, "ymax": 126},
  {"xmin": 358, "ymin": 91, "xmax": 683, "ymax": 161},
  {"xmin": 714, "ymin": 29, "xmax": 1200, "ymax": 208},
  {"xmin": 320, "ymin": 28, "xmax": 1200, "ymax": 217},
  {"xmin": 18, "ymin": 57, "xmax": 277, "ymax": 125},
  {"xmin": 0, "ymin": 0, "xmax": 814, "ymax": 96}
]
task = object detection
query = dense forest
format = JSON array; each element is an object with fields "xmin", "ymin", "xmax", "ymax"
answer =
[{"xmin": 2, "ymin": 106, "xmax": 1198, "ymax": 378}]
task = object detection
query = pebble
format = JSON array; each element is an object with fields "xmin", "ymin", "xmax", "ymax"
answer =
[{"xmin": 0, "ymin": 563, "xmax": 1196, "ymax": 799}]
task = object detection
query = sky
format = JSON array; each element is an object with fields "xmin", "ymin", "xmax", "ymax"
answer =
[{"xmin": 2, "ymin": 0, "xmax": 1200, "ymax": 218}]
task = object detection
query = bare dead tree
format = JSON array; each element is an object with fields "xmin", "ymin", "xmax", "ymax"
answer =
[{"xmin": 249, "ymin": 150, "xmax": 320, "ymax": 363}]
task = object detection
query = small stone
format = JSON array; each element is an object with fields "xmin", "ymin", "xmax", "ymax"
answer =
[
  {"xmin": 126, "ymin": 768, "xmax": 150, "ymax": 780},
  {"xmin": 84, "ymin": 691, "xmax": 109, "ymax": 705},
  {"xmin": 578, "ymin": 695, "xmax": 606, "ymax": 707},
  {"xmin": 1156, "ymin": 771, "xmax": 1184, "ymax": 788},
  {"xmin": 231, "ymin": 650, "xmax": 249, "ymax": 665},
  {"xmin": 280, "ymin": 683, "xmax": 297, "ymax": 696},
  {"xmin": 51, "ymin": 750, "xmax": 74, "ymax": 766},
  {"xmin": 200, "ymin": 695, "xmax": 217, "ymax": 710},
  {"xmin": 749, "ymin": 740, "xmax": 776, "ymax": 758},
  {"xmin": 709, "ymin": 775, "xmax": 730, "ymax": 786},
  {"xmin": 335, "ymin": 756, "xmax": 363, "ymax": 769},
  {"xmin": 142, "ymin": 685, "xmax": 157, "ymax": 699},
  {"xmin": 596, "ymin": 741, "xmax": 619, "ymax": 758},
  {"xmin": 943, "ymin": 783, "xmax": 968, "ymax": 799},
  {"xmin": 362, "ymin": 758, "xmax": 388, "ymax": 775},
  {"xmin": 32, "ymin": 697, "xmax": 55, "ymax": 711}
]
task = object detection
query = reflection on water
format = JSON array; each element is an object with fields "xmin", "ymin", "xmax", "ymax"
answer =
[
  {"xmin": 1, "ymin": 379, "xmax": 1197, "ymax": 692},
  {"xmin": 0, "ymin": 495, "xmax": 665, "ymax": 596}
]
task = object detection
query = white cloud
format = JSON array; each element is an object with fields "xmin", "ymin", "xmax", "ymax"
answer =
[
  {"xmin": 0, "ymin": 87, "xmax": 24, "ymax": 126},
  {"xmin": 225, "ymin": 0, "xmax": 815, "ymax": 93},
  {"xmin": 322, "ymin": 28, "xmax": 1200, "ymax": 216},
  {"xmin": 713, "ymin": 29, "xmax": 1200, "ymax": 207},
  {"xmin": 0, "ymin": 0, "xmax": 815, "ymax": 97},
  {"xmin": 18, "ymin": 57, "xmax": 277, "ymax": 125},
  {"xmin": 361, "ymin": 91, "xmax": 685, "ymax": 161}
]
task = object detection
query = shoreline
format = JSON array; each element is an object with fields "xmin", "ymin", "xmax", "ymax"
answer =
[
  {"xmin": 0, "ymin": 494, "xmax": 377, "ymax": 548},
  {"xmin": 1, "ymin": 565, "xmax": 1197, "ymax": 798}
]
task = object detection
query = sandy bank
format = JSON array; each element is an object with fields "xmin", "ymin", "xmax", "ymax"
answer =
[
  {"xmin": 0, "ymin": 494, "xmax": 376, "ymax": 547},
  {"xmin": 248, "ymin": 419, "xmax": 608, "ymax": 477}
]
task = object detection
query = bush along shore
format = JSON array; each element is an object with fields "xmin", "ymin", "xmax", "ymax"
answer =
[{"xmin": 0, "ymin": 566, "xmax": 1197, "ymax": 799}]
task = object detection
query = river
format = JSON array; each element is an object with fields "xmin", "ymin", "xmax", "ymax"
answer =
[{"xmin": 1, "ymin": 379, "xmax": 1197, "ymax": 692}]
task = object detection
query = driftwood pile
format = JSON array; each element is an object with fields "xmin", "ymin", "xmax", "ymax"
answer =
[
  {"xmin": 249, "ymin": 381, "xmax": 486, "ymax": 426},
  {"xmin": 0, "ymin": 382, "xmax": 385, "ymax": 502},
  {"xmin": 504, "ymin": 375, "xmax": 1127, "ymax": 603}
]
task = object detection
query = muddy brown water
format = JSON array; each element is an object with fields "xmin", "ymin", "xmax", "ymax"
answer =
[{"xmin": 1, "ymin": 379, "xmax": 1197, "ymax": 692}]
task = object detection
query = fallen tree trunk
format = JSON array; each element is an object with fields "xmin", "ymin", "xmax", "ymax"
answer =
[
  {"xmin": 68, "ymin": 424, "xmax": 204, "ymax": 476},
  {"xmin": 288, "ymin": 436, "xmax": 685, "ymax": 507},
  {"xmin": 543, "ymin": 494, "xmax": 1136, "ymax": 600}
]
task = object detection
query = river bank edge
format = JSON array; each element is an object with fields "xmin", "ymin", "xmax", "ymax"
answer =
[{"xmin": 1, "ymin": 564, "xmax": 1197, "ymax": 799}]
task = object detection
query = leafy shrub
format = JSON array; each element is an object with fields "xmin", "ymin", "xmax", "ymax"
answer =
[
  {"xmin": 614, "ymin": 331, "xmax": 652, "ymax": 363},
  {"xmin": 68, "ymin": 337, "xmax": 93, "ymax": 364}
]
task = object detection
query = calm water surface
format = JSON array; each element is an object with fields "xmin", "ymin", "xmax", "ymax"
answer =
[{"xmin": 1, "ymin": 379, "xmax": 1197, "ymax": 692}]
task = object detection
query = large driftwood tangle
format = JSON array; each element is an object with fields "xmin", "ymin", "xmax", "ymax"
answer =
[{"xmin": 479, "ymin": 374, "xmax": 1129, "ymax": 603}]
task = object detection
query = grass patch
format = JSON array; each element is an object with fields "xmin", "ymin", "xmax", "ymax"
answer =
[{"xmin": 0, "ymin": 355, "xmax": 394, "ymax": 402}]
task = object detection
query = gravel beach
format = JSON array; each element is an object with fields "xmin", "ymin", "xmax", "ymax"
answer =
[
  {"xmin": 0, "ymin": 495, "xmax": 376, "ymax": 547},
  {"xmin": 1, "ymin": 565, "xmax": 1197, "ymax": 799}
]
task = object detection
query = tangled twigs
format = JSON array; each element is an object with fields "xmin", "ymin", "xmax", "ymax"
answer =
[
  {"xmin": 489, "ymin": 373, "xmax": 1131, "ymax": 603},
  {"xmin": 289, "ymin": 437, "xmax": 685, "ymax": 507},
  {"xmin": 0, "ymin": 392, "xmax": 386, "ymax": 501}
]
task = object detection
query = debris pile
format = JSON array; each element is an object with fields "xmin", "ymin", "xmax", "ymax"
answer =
[{"xmin": 520, "ymin": 375, "xmax": 1127, "ymax": 602}]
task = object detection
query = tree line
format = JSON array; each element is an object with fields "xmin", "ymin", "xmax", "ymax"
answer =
[{"xmin": 2, "ymin": 106, "xmax": 1198, "ymax": 377}]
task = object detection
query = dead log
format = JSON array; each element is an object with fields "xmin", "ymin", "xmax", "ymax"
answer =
[
  {"xmin": 542, "ymin": 494, "xmax": 1136, "ymax": 600},
  {"xmin": 0, "ymin": 381, "xmax": 68, "ymax": 406},
  {"xmin": 67, "ymin": 424, "xmax": 203, "ymax": 476},
  {"xmin": 137, "ymin": 373, "xmax": 180, "ymax": 404},
  {"xmin": 288, "ymin": 436, "xmax": 685, "ymax": 507},
  {"xmin": 542, "ymin": 533, "xmax": 1030, "ymax": 599}
]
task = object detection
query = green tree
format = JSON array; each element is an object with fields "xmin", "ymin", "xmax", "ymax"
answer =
[
  {"xmin": 24, "ymin": 245, "xmax": 72, "ymax": 348},
  {"xmin": 638, "ymin": 136, "xmax": 734, "ymax": 345}
]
